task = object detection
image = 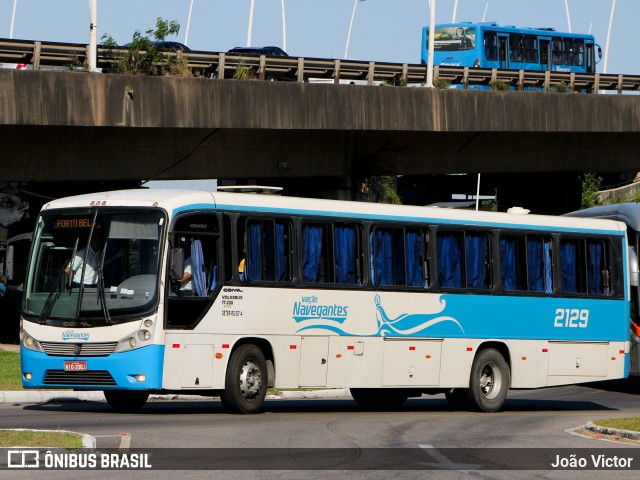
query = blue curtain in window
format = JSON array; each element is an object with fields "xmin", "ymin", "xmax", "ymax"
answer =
[
  {"xmin": 191, "ymin": 239, "xmax": 207, "ymax": 297},
  {"xmin": 438, "ymin": 232, "xmax": 462, "ymax": 288},
  {"xmin": 393, "ymin": 229, "xmax": 406, "ymax": 285},
  {"xmin": 275, "ymin": 222, "xmax": 287, "ymax": 281},
  {"xmin": 588, "ymin": 241, "xmax": 603, "ymax": 294},
  {"xmin": 544, "ymin": 239, "xmax": 552, "ymax": 293},
  {"xmin": 335, "ymin": 226, "xmax": 356, "ymax": 284},
  {"xmin": 302, "ymin": 225, "xmax": 323, "ymax": 282},
  {"xmin": 406, "ymin": 230, "xmax": 424, "ymax": 287},
  {"xmin": 527, "ymin": 237, "xmax": 544, "ymax": 292},
  {"xmin": 500, "ymin": 237, "xmax": 516, "ymax": 291},
  {"xmin": 374, "ymin": 229, "xmax": 394, "ymax": 286},
  {"xmin": 466, "ymin": 233, "xmax": 487, "ymax": 289},
  {"xmin": 246, "ymin": 221, "xmax": 262, "ymax": 282},
  {"xmin": 560, "ymin": 241, "xmax": 577, "ymax": 293},
  {"xmin": 262, "ymin": 222, "xmax": 275, "ymax": 281}
]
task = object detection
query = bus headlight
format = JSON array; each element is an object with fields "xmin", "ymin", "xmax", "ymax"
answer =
[
  {"xmin": 137, "ymin": 330, "xmax": 151, "ymax": 342},
  {"xmin": 22, "ymin": 333, "xmax": 43, "ymax": 352},
  {"xmin": 128, "ymin": 337, "xmax": 137, "ymax": 348}
]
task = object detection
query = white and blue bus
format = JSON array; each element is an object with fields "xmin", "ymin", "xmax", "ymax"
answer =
[
  {"xmin": 422, "ymin": 22, "xmax": 601, "ymax": 74},
  {"xmin": 566, "ymin": 203, "xmax": 640, "ymax": 378},
  {"xmin": 20, "ymin": 190, "xmax": 630, "ymax": 413}
]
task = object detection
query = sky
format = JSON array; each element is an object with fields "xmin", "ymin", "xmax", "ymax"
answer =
[{"xmin": 1, "ymin": 0, "xmax": 639, "ymax": 75}]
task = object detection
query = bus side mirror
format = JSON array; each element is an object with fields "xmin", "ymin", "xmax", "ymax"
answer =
[
  {"xmin": 170, "ymin": 248, "xmax": 184, "ymax": 281},
  {"xmin": 597, "ymin": 46, "xmax": 603, "ymax": 60},
  {"xmin": 629, "ymin": 247, "xmax": 639, "ymax": 288}
]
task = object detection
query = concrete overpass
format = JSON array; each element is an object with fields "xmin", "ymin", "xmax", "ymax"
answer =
[{"xmin": 0, "ymin": 70, "xmax": 639, "ymax": 212}]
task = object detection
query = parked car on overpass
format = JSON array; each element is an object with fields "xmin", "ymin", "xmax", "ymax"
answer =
[{"xmin": 226, "ymin": 46, "xmax": 288, "ymax": 57}]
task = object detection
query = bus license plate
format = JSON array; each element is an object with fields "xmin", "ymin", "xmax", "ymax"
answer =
[{"xmin": 64, "ymin": 361, "xmax": 87, "ymax": 372}]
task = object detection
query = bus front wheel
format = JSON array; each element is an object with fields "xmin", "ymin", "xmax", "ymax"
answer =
[
  {"xmin": 222, "ymin": 344, "xmax": 267, "ymax": 414},
  {"xmin": 468, "ymin": 348, "xmax": 510, "ymax": 413},
  {"xmin": 103, "ymin": 390, "xmax": 149, "ymax": 412}
]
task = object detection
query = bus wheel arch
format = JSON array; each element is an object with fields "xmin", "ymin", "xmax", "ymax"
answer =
[{"xmin": 468, "ymin": 344, "xmax": 511, "ymax": 413}]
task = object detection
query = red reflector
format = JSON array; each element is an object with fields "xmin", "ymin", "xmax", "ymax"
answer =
[
  {"xmin": 347, "ymin": 345, "xmax": 354, "ymax": 350},
  {"xmin": 466, "ymin": 347, "xmax": 473, "ymax": 352},
  {"xmin": 409, "ymin": 346, "xmax": 416, "ymax": 351},
  {"xmin": 290, "ymin": 345, "xmax": 297, "ymax": 349},
  {"xmin": 619, "ymin": 350, "xmax": 625, "ymax": 354},
  {"xmin": 172, "ymin": 344, "xmax": 180, "ymax": 348},
  {"xmin": 16, "ymin": 64, "xmax": 27, "ymax": 70},
  {"xmin": 222, "ymin": 344, "xmax": 230, "ymax": 349},
  {"xmin": 542, "ymin": 348, "xmax": 548, "ymax": 353}
]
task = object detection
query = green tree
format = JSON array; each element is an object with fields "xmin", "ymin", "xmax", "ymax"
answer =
[
  {"xmin": 102, "ymin": 18, "xmax": 183, "ymax": 76},
  {"xmin": 361, "ymin": 176, "xmax": 402, "ymax": 204},
  {"xmin": 581, "ymin": 172, "xmax": 602, "ymax": 209}
]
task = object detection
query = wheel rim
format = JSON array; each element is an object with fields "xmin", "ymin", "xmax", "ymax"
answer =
[
  {"xmin": 239, "ymin": 358, "xmax": 262, "ymax": 400},
  {"xmin": 479, "ymin": 360, "xmax": 502, "ymax": 400}
]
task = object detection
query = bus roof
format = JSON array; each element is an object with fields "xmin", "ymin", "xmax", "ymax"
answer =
[
  {"xmin": 41, "ymin": 189, "xmax": 625, "ymax": 234},
  {"xmin": 565, "ymin": 203, "xmax": 640, "ymax": 231},
  {"xmin": 427, "ymin": 22, "xmax": 595, "ymax": 40}
]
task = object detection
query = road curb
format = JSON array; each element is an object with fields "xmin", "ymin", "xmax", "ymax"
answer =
[
  {"xmin": 584, "ymin": 421, "xmax": 640, "ymax": 441},
  {"xmin": 0, "ymin": 391, "xmax": 106, "ymax": 404}
]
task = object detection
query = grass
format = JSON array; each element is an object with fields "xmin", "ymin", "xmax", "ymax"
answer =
[
  {"xmin": 0, "ymin": 350, "xmax": 22, "ymax": 390},
  {"xmin": 593, "ymin": 418, "xmax": 640, "ymax": 433},
  {"xmin": 0, "ymin": 429, "xmax": 84, "ymax": 448}
]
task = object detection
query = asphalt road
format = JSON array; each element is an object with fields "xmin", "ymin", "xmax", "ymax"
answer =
[{"xmin": 1, "ymin": 382, "xmax": 640, "ymax": 479}]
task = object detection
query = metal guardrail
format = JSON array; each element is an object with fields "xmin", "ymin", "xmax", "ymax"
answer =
[{"xmin": 2, "ymin": 38, "xmax": 640, "ymax": 93}]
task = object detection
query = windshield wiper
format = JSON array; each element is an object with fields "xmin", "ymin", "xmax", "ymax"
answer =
[
  {"xmin": 39, "ymin": 268, "xmax": 65, "ymax": 325},
  {"xmin": 96, "ymin": 241, "xmax": 112, "ymax": 325}
]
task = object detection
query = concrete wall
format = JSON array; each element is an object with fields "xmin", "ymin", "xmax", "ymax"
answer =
[{"xmin": 0, "ymin": 70, "xmax": 638, "ymax": 191}]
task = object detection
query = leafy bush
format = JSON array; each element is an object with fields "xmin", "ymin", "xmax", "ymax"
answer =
[
  {"xmin": 581, "ymin": 172, "xmax": 602, "ymax": 208},
  {"xmin": 490, "ymin": 80, "xmax": 510, "ymax": 91},
  {"xmin": 102, "ymin": 18, "xmax": 184, "ymax": 76}
]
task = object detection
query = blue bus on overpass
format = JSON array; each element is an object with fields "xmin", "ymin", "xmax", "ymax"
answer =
[{"xmin": 421, "ymin": 22, "xmax": 602, "ymax": 74}]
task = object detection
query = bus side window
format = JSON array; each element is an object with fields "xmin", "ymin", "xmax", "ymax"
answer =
[
  {"xmin": 560, "ymin": 238, "xmax": 587, "ymax": 294},
  {"xmin": 465, "ymin": 231, "xmax": 491, "ymax": 290},
  {"xmin": 437, "ymin": 231, "xmax": 463, "ymax": 289},
  {"xmin": 484, "ymin": 32, "xmax": 498, "ymax": 61},
  {"xmin": 587, "ymin": 239, "xmax": 610, "ymax": 295},
  {"xmin": 301, "ymin": 223, "xmax": 330, "ymax": 283}
]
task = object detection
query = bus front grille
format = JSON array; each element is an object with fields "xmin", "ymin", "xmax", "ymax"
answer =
[
  {"xmin": 43, "ymin": 370, "xmax": 116, "ymax": 386},
  {"xmin": 40, "ymin": 342, "xmax": 118, "ymax": 357}
]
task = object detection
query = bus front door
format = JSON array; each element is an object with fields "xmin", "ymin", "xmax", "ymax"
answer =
[{"xmin": 540, "ymin": 39, "xmax": 551, "ymax": 71}]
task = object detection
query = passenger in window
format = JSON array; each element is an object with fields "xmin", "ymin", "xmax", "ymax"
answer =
[
  {"xmin": 238, "ymin": 251, "xmax": 246, "ymax": 283},
  {"xmin": 65, "ymin": 230, "xmax": 124, "ymax": 287}
]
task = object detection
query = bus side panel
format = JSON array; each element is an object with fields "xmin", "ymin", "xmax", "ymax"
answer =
[
  {"xmin": 382, "ymin": 339, "xmax": 443, "ymax": 386},
  {"xmin": 507, "ymin": 340, "xmax": 550, "ymax": 388},
  {"xmin": 326, "ymin": 336, "xmax": 384, "ymax": 387},
  {"xmin": 163, "ymin": 334, "xmax": 185, "ymax": 389},
  {"xmin": 546, "ymin": 341, "xmax": 627, "ymax": 386}
]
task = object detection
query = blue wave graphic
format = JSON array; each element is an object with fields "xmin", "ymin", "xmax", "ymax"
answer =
[{"xmin": 294, "ymin": 294, "xmax": 464, "ymax": 337}]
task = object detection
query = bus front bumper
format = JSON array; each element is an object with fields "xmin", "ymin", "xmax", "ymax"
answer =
[{"xmin": 21, "ymin": 344, "xmax": 164, "ymax": 390}]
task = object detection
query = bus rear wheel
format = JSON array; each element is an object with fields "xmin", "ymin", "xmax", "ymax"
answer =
[
  {"xmin": 350, "ymin": 388, "xmax": 410, "ymax": 410},
  {"xmin": 222, "ymin": 344, "xmax": 267, "ymax": 414},
  {"xmin": 468, "ymin": 348, "xmax": 510, "ymax": 413},
  {"xmin": 103, "ymin": 390, "xmax": 149, "ymax": 412}
]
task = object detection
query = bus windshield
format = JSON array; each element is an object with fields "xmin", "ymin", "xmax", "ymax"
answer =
[
  {"xmin": 23, "ymin": 209, "xmax": 165, "ymax": 324},
  {"xmin": 433, "ymin": 26, "xmax": 476, "ymax": 51}
]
